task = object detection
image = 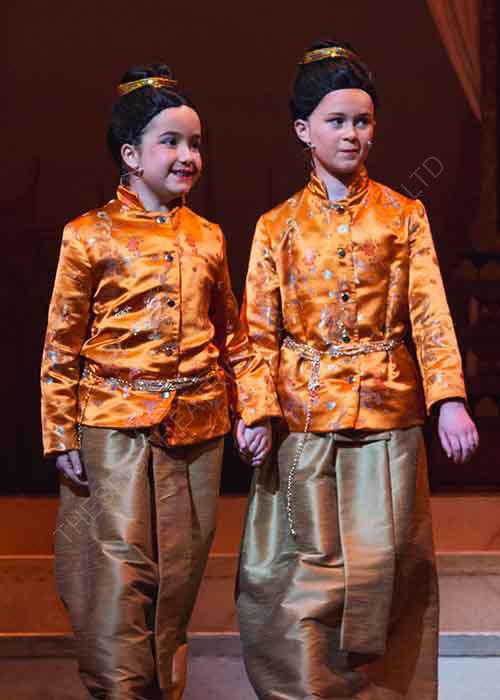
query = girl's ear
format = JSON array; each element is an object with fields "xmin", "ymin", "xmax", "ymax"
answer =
[
  {"xmin": 294, "ymin": 119, "xmax": 311, "ymax": 147},
  {"xmin": 121, "ymin": 143, "xmax": 140, "ymax": 171}
]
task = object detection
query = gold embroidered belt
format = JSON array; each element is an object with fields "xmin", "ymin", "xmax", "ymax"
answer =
[
  {"xmin": 282, "ymin": 335, "xmax": 403, "ymax": 536},
  {"xmin": 81, "ymin": 365, "xmax": 216, "ymax": 395},
  {"xmin": 78, "ymin": 365, "xmax": 217, "ymax": 447}
]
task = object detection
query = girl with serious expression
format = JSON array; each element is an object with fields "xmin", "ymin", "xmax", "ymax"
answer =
[{"xmin": 294, "ymin": 88, "xmax": 375, "ymax": 200}]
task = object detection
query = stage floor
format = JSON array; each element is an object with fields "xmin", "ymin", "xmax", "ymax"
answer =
[{"xmin": 0, "ymin": 654, "xmax": 499, "ymax": 700}]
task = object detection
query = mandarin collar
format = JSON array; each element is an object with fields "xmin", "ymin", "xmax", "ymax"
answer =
[
  {"xmin": 116, "ymin": 185, "xmax": 182, "ymax": 220},
  {"xmin": 307, "ymin": 166, "xmax": 369, "ymax": 209}
]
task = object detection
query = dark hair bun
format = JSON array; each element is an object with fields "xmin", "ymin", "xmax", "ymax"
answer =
[
  {"xmin": 120, "ymin": 63, "xmax": 176, "ymax": 87},
  {"xmin": 107, "ymin": 62, "xmax": 194, "ymax": 179},
  {"xmin": 290, "ymin": 38, "xmax": 378, "ymax": 121},
  {"xmin": 305, "ymin": 39, "xmax": 358, "ymax": 54}
]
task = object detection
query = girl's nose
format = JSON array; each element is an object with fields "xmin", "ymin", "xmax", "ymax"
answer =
[
  {"xmin": 343, "ymin": 121, "xmax": 357, "ymax": 140},
  {"xmin": 177, "ymin": 143, "xmax": 191, "ymax": 161}
]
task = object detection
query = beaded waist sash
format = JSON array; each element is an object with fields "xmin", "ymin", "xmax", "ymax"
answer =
[
  {"xmin": 81, "ymin": 364, "xmax": 216, "ymax": 396},
  {"xmin": 77, "ymin": 365, "xmax": 217, "ymax": 447},
  {"xmin": 281, "ymin": 334, "xmax": 403, "ymax": 537}
]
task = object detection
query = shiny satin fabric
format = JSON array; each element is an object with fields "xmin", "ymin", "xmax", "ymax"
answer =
[
  {"xmin": 241, "ymin": 169, "xmax": 466, "ymax": 433},
  {"xmin": 41, "ymin": 185, "xmax": 280, "ymax": 456},
  {"xmin": 55, "ymin": 426, "xmax": 223, "ymax": 699},
  {"xmin": 237, "ymin": 427, "xmax": 438, "ymax": 700}
]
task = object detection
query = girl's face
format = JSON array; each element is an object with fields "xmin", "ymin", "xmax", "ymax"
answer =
[
  {"xmin": 122, "ymin": 105, "xmax": 202, "ymax": 209},
  {"xmin": 294, "ymin": 88, "xmax": 375, "ymax": 182}
]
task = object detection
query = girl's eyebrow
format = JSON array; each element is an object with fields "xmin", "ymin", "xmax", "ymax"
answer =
[
  {"xmin": 325, "ymin": 112, "xmax": 372, "ymax": 118},
  {"xmin": 158, "ymin": 130, "xmax": 202, "ymax": 138}
]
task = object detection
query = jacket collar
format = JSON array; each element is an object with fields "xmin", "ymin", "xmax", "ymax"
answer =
[
  {"xmin": 116, "ymin": 185, "xmax": 182, "ymax": 220},
  {"xmin": 307, "ymin": 166, "xmax": 369, "ymax": 209}
]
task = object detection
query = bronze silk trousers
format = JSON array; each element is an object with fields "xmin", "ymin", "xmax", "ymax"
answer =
[
  {"xmin": 237, "ymin": 427, "xmax": 438, "ymax": 700},
  {"xmin": 55, "ymin": 426, "xmax": 223, "ymax": 700}
]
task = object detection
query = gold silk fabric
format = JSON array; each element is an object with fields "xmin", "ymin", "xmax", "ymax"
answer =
[
  {"xmin": 41, "ymin": 186, "xmax": 280, "ymax": 455},
  {"xmin": 237, "ymin": 428, "xmax": 438, "ymax": 699},
  {"xmin": 242, "ymin": 168, "xmax": 466, "ymax": 432},
  {"xmin": 56, "ymin": 427, "xmax": 223, "ymax": 698}
]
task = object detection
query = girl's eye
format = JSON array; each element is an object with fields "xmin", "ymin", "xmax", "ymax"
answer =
[
  {"xmin": 329, "ymin": 118, "xmax": 344, "ymax": 127},
  {"xmin": 191, "ymin": 140, "xmax": 201, "ymax": 151},
  {"xmin": 356, "ymin": 117, "xmax": 371, "ymax": 127},
  {"xmin": 162, "ymin": 136, "xmax": 178, "ymax": 146}
]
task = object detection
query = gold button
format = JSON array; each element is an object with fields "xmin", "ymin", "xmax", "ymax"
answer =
[{"xmin": 338, "ymin": 248, "xmax": 346, "ymax": 258}]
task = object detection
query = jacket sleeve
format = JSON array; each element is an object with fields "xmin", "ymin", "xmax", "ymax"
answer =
[
  {"xmin": 240, "ymin": 215, "xmax": 283, "ymax": 385},
  {"xmin": 408, "ymin": 200, "xmax": 467, "ymax": 413},
  {"xmin": 210, "ymin": 227, "xmax": 281, "ymax": 426},
  {"xmin": 40, "ymin": 223, "xmax": 93, "ymax": 455}
]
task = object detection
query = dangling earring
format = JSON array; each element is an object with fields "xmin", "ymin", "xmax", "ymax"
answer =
[
  {"xmin": 306, "ymin": 142, "xmax": 316, "ymax": 173},
  {"xmin": 131, "ymin": 165, "xmax": 144, "ymax": 177},
  {"xmin": 367, "ymin": 140, "xmax": 373, "ymax": 148}
]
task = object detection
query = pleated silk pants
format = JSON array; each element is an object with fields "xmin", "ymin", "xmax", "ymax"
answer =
[
  {"xmin": 55, "ymin": 426, "xmax": 223, "ymax": 700},
  {"xmin": 237, "ymin": 427, "xmax": 438, "ymax": 700}
]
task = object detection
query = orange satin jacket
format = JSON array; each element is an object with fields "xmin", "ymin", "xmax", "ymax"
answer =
[
  {"xmin": 41, "ymin": 186, "xmax": 280, "ymax": 456},
  {"xmin": 242, "ymin": 169, "xmax": 466, "ymax": 433}
]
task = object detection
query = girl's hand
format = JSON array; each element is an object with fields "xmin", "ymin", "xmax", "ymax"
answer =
[
  {"xmin": 236, "ymin": 418, "xmax": 272, "ymax": 467},
  {"xmin": 438, "ymin": 401, "xmax": 479, "ymax": 464},
  {"xmin": 56, "ymin": 450, "xmax": 88, "ymax": 486}
]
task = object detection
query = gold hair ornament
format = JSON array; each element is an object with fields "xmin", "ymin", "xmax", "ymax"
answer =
[
  {"xmin": 301, "ymin": 46, "xmax": 362, "ymax": 65},
  {"xmin": 117, "ymin": 76, "xmax": 178, "ymax": 97}
]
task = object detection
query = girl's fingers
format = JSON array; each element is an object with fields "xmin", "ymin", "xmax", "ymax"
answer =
[
  {"xmin": 246, "ymin": 430, "xmax": 265, "ymax": 453},
  {"xmin": 245, "ymin": 435, "xmax": 258, "ymax": 453},
  {"xmin": 465, "ymin": 430, "xmax": 479, "ymax": 461},
  {"xmin": 236, "ymin": 420, "xmax": 247, "ymax": 451},
  {"xmin": 439, "ymin": 430, "xmax": 452, "ymax": 460},
  {"xmin": 471, "ymin": 427, "xmax": 480, "ymax": 450},
  {"xmin": 68, "ymin": 451, "xmax": 82, "ymax": 477},
  {"xmin": 251, "ymin": 451, "xmax": 267, "ymax": 466},
  {"xmin": 449, "ymin": 434, "xmax": 462, "ymax": 463},
  {"xmin": 56, "ymin": 452, "xmax": 87, "ymax": 485},
  {"xmin": 253, "ymin": 444, "xmax": 269, "ymax": 460},
  {"xmin": 252, "ymin": 440, "xmax": 272, "ymax": 464},
  {"xmin": 56, "ymin": 454, "xmax": 71, "ymax": 475}
]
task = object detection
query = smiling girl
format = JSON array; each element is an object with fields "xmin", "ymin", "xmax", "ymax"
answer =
[
  {"xmin": 236, "ymin": 41, "xmax": 478, "ymax": 699},
  {"xmin": 41, "ymin": 63, "xmax": 278, "ymax": 699}
]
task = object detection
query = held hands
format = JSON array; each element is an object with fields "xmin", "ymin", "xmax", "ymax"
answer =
[
  {"xmin": 438, "ymin": 401, "xmax": 479, "ymax": 464},
  {"xmin": 235, "ymin": 418, "xmax": 272, "ymax": 467},
  {"xmin": 55, "ymin": 450, "xmax": 88, "ymax": 486}
]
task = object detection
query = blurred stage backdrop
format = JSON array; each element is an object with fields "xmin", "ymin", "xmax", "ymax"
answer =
[{"xmin": 3, "ymin": 0, "xmax": 498, "ymax": 494}]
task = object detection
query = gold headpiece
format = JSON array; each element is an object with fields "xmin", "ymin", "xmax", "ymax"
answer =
[
  {"xmin": 117, "ymin": 76, "xmax": 178, "ymax": 97},
  {"xmin": 301, "ymin": 46, "xmax": 361, "ymax": 65}
]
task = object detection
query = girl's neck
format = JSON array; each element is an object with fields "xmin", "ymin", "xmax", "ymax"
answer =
[
  {"xmin": 129, "ymin": 178, "xmax": 177, "ymax": 212},
  {"xmin": 314, "ymin": 163, "xmax": 357, "ymax": 202}
]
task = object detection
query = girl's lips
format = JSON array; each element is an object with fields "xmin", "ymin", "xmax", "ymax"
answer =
[{"xmin": 171, "ymin": 170, "xmax": 195, "ymax": 177}]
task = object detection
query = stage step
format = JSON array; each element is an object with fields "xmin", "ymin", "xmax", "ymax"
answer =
[{"xmin": 1, "ymin": 495, "xmax": 499, "ymax": 640}]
